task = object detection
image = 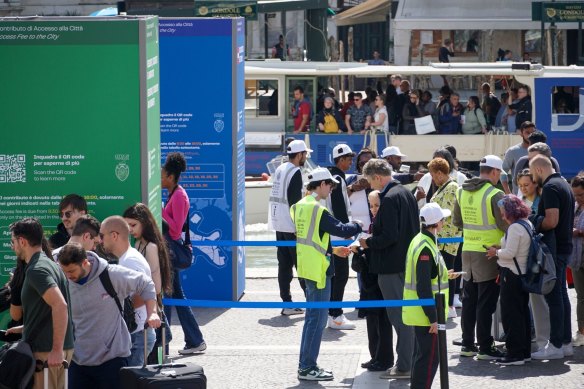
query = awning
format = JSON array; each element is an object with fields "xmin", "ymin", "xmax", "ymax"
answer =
[
  {"xmin": 334, "ymin": 0, "xmax": 390, "ymax": 27},
  {"xmin": 394, "ymin": 0, "xmax": 582, "ymax": 30}
]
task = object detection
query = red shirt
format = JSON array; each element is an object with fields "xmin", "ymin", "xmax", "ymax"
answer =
[{"xmin": 294, "ymin": 101, "xmax": 311, "ymax": 132}]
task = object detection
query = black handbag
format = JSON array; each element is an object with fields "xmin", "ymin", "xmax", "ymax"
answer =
[{"xmin": 166, "ymin": 234, "xmax": 193, "ymax": 270}]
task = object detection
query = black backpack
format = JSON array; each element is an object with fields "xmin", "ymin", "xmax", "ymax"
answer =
[{"xmin": 511, "ymin": 220, "xmax": 557, "ymax": 295}]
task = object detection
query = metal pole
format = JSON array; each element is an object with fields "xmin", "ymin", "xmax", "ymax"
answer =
[
  {"xmin": 541, "ymin": 3, "xmax": 546, "ymax": 65},
  {"xmin": 436, "ymin": 292, "xmax": 449, "ymax": 389},
  {"xmin": 264, "ymin": 13, "xmax": 269, "ymax": 59}
]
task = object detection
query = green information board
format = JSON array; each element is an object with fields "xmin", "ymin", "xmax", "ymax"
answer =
[
  {"xmin": 532, "ymin": 1, "xmax": 584, "ymax": 23},
  {"xmin": 0, "ymin": 16, "xmax": 160, "ymax": 285}
]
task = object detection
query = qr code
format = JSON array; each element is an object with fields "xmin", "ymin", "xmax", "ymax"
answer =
[{"xmin": 0, "ymin": 154, "xmax": 26, "ymax": 183}]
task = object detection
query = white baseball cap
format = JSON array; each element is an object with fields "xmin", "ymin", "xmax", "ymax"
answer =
[
  {"xmin": 332, "ymin": 144, "xmax": 355, "ymax": 159},
  {"xmin": 286, "ymin": 140, "xmax": 313, "ymax": 154},
  {"xmin": 479, "ymin": 155, "xmax": 503, "ymax": 170},
  {"xmin": 306, "ymin": 168, "xmax": 340, "ymax": 184},
  {"xmin": 420, "ymin": 203, "xmax": 451, "ymax": 226},
  {"xmin": 381, "ymin": 146, "xmax": 407, "ymax": 159}
]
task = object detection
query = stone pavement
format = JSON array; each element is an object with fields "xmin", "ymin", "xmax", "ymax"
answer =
[{"xmin": 166, "ymin": 271, "xmax": 584, "ymax": 388}]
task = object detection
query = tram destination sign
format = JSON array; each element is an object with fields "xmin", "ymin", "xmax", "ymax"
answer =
[
  {"xmin": 532, "ymin": 2, "xmax": 584, "ymax": 23},
  {"xmin": 194, "ymin": 1, "xmax": 257, "ymax": 20}
]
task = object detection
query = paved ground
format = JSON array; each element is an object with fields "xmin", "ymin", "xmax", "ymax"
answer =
[{"xmin": 166, "ymin": 271, "xmax": 584, "ymax": 388}]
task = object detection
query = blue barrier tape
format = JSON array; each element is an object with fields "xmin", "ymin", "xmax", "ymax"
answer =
[
  {"xmin": 190, "ymin": 237, "xmax": 463, "ymax": 247},
  {"xmin": 162, "ymin": 298, "xmax": 435, "ymax": 308}
]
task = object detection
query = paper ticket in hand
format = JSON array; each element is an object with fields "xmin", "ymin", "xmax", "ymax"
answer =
[{"xmin": 351, "ymin": 232, "xmax": 371, "ymax": 247}]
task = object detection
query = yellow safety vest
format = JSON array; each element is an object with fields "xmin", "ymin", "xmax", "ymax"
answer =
[
  {"xmin": 290, "ymin": 195, "xmax": 330, "ymax": 289},
  {"xmin": 456, "ymin": 183, "xmax": 504, "ymax": 252},
  {"xmin": 402, "ymin": 233, "xmax": 449, "ymax": 327}
]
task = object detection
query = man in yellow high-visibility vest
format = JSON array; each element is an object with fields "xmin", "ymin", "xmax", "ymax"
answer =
[
  {"xmin": 403, "ymin": 202, "xmax": 459, "ymax": 389},
  {"xmin": 452, "ymin": 155, "xmax": 508, "ymax": 360},
  {"xmin": 290, "ymin": 167, "xmax": 362, "ymax": 381}
]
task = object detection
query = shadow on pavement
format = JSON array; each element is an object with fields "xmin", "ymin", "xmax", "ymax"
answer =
[
  {"xmin": 449, "ymin": 357, "xmax": 571, "ymax": 379},
  {"xmin": 258, "ymin": 315, "xmax": 305, "ymax": 328},
  {"xmin": 183, "ymin": 307, "xmax": 229, "ymax": 326}
]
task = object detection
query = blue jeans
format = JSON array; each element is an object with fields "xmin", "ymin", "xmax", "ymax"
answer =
[
  {"xmin": 299, "ymin": 276, "xmax": 331, "ymax": 370},
  {"xmin": 126, "ymin": 327, "xmax": 156, "ymax": 367},
  {"xmin": 69, "ymin": 357, "xmax": 127, "ymax": 389},
  {"xmin": 544, "ymin": 254, "xmax": 572, "ymax": 348},
  {"xmin": 164, "ymin": 270, "xmax": 205, "ymax": 348}
]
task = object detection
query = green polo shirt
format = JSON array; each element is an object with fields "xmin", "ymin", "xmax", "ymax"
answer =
[{"xmin": 22, "ymin": 252, "xmax": 74, "ymax": 352}]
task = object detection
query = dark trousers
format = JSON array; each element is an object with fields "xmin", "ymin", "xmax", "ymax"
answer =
[
  {"xmin": 454, "ymin": 244, "xmax": 463, "ymax": 294},
  {"xmin": 544, "ymin": 254, "xmax": 572, "ymax": 348},
  {"xmin": 461, "ymin": 276, "xmax": 500, "ymax": 350},
  {"xmin": 276, "ymin": 231, "xmax": 306, "ymax": 302},
  {"xmin": 499, "ymin": 268, "xmax": 531, "ymax": 358},
  {"xmin": 441, "ymin": 251, "xmax": 456, "ymax": 306},
  {"xmin": 69, "ymin": 357, "xmax": 127, "ymax": 389},
  {"xmin": 329, "ymin": 254, "xmax": 349, "ymax": 317},
  {"xmin": 366, "ymin": 310, "xmax": 394, "ymax": 366},
  {"xmin": 411, "ymin": 326, "xmax": 439, "ymax": 389}
]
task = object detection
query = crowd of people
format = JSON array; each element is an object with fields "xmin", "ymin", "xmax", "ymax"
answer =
[
  {"xmin": 1, "ymin": 152, "xmax": 207, "ymax": 389},
  {"xmin": 293, "ymin": 76, "xmax": 538, "ymax": 135},
  {"xmin": 3, "ymin": 120, "xmax": 584, "ymax": 388},
  {"xmin": 269, "ymin": 117, "xmax": 584, "ymax": 386}
]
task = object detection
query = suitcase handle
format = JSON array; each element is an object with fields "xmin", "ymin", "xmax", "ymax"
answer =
[
  {"xmin": 43, "ymin": 360, "xmax": 69, "ymax": 389},
  {"xmin": 143, "ymin": 321, "xmax": 169, "ymax": 367}
]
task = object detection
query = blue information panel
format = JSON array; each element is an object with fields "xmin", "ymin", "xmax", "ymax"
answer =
[{"xmin": 160, "ymin": 18, "xmax": 245, "ymax": 301}]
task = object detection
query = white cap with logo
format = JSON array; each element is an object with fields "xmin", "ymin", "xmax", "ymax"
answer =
[
  {"xmin": 287, "ymin": 140, "xmax": 313, "ymax": 154},
  {"xmin": 306, "ymin": 168, "xmax": 339, "ymax": 184},
  {"xmin": 332, "ymin": 144, "xmax": 355, "ymax": 159},
  {"xmin": 479, "ymin": 155, "xmax": 503, "ymax": 170},
  {"xmin": 420, "ymin": 203, "xmax": 451, "ymax": 226},
  {"xmin": 381, "ymin": 146, "xmax": 407, "ymax": 159}
]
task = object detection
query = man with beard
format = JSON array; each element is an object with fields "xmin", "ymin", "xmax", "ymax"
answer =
[
  {"xmin": 8, "ymin": 218, "xmax": 74, "ymax": 389},
  {"xmin": 58, "ymin": 243, "xmax": 159, "ymax": 389},
  {"xmin": 49, "ymin": 194, "xmax": 88, "ymax": 249},
  {"xmin": 268, "ymin": 139, "xmax": 311, "ymax": 315},
  {"xmin": 529, "ymin": 155, "xmax": 575, "ymax": 359},
  {"xmin": 380, "ymin": 146, "xmax": 424, "ymax": 185}
]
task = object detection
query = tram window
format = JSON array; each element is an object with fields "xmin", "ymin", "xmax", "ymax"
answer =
[
  {"xmin": 245, "ymin": 79, "xmax": 278, "ymax": 117},
  {"xmin": 552, "ymin": 86, "xmax": 579, "ymax": 114}
]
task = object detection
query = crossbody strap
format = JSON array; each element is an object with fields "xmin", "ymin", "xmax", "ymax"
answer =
[
  {"xmin": 98, "ymin": 266, "xmax": 124, "ymax": 318},
  {"xmin": 510, "ymin": 220, "xmax": 533, "ymax": 276}
]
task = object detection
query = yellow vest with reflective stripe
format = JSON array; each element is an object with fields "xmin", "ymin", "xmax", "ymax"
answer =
[
  {"xmin": 290, "ymin": 195, "xmax": 330, "ymax": 289},
  {"xmin": 456, "ymin": 183, "xmax": 504, "ymax": 252},
  {"xmin": 402, "ymin": 233, "xmax": 449, "ymax": 326}
]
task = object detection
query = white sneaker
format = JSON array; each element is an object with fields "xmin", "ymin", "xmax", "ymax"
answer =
[
  {"xmin": 563, "ymin": 343, "xmax": 574, "ymax": 357},
  {"xmin": 453, "ymin": 294, "xmax": 463, "ymax": 308},
  {"xmin": 573, "ymin": 331, "xmax": 584, "ymax": 347},
  {"xmin": 328, "ymin": 314, "xmax": 356, "ymax": 330},
  {"xmin": 531, "ymin": 343, "xmax": 564, "ymax": 360},
  {"xmin": 448, "ymin": 306, "xmax": 457, "ymax": 319}
]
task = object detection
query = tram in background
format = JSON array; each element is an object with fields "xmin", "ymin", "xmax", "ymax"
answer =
[{"xmin": 244, "ymin": 61, "xmax": 584, "ymax": 178}]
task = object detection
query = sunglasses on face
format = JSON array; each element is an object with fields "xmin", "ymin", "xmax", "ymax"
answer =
[
  {"xmin": 60, "ymin": 210, "xmax": 74, "ymax": 218},
  {"xmin": 354, "ymin": 98, "xmax": 361, "ymax": 102}
]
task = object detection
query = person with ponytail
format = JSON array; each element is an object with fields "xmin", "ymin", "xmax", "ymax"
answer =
[{"xmin": 161, "ymin": 152, "xmax": 207, "ymax": 355}]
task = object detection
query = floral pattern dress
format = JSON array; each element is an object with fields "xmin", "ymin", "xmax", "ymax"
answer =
[{"xmin": 431, "ymin": 179, "xmax": 462, "ymax": 256}]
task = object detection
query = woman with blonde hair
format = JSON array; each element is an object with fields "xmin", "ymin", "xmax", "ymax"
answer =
[{"xmin": 428, "ymin": 157, "xmax": 461, "ymax": 319}]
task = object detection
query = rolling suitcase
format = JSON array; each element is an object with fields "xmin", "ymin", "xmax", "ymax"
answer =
[
  {"xmin": 43, "ymin": 360, "xmax": 69, "ymax": 389},
  {"xmin": 119, "ymin": 324, "xmax": 207, "ymax": 388}
]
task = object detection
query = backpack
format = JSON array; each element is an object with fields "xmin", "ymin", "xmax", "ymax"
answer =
[
  {"xmin": 0, "ymin": 341, "xmax": 36, "ymax": 389},
  {"xmin": 323, "ymin": 113, "xmax": 339, "ymax": 133},
  {"xmin": 511, "ymin": 220, "xmax": 557, "ymax": 295},
  {"xmin": 99, "ymin": 266, "xmax": 138, "ymax": 333}
]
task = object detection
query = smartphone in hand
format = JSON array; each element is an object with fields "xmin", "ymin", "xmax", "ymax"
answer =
[{"xmin": 0, "ymin": 330, "xmax": 22, "ymax": 343}]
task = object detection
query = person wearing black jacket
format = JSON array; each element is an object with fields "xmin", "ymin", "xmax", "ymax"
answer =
[
  {"xmin": 351, "ymin": 190, "xmax": 394, "ymax": 372},
  {"xmin": 360, "ymin": 158, "xmax": 420, "ymax": 379},
  {"xmin": 508, "ymin": 86, "xmax": 532, "ymax": 129},
  {"xmin": 49, "ymin": 194, "xmax": 88, "ymax": 250},
  {"xmin": 326, "ymin": 144, "xmax": 357, "ymax": 330},
  {"xmin": 316, "ymin": 97, "xmax": 346, "ymax": 133}
]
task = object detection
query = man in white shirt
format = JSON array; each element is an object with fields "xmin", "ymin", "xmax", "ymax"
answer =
[{"xmin": 100, "ymin": 216, "xmax": 155, "ymax": 366}]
